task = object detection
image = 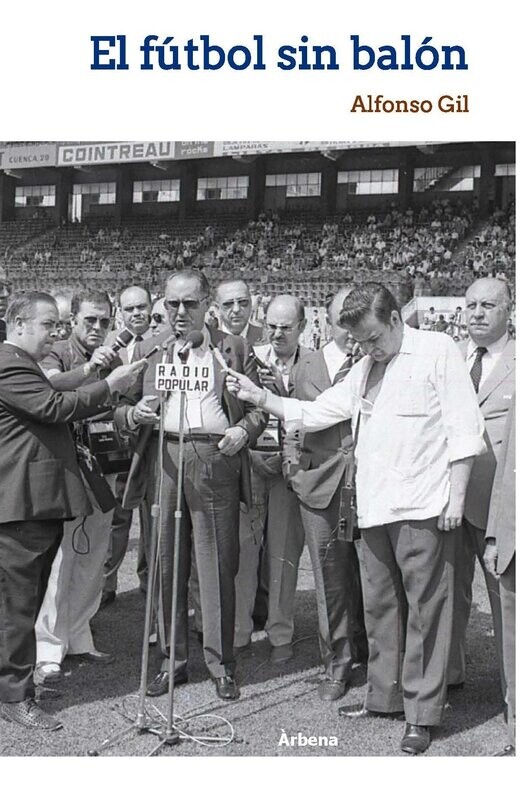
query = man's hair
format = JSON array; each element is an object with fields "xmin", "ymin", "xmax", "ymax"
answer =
[
  {"xmin": 5, "ymin": 291, "xmax": 57, "ymax": 326},
  {"xmin": 166, "ymin": 269, "xmax": 211, "ymax": 297},
  {"xmin": 339, "ymin": 283, "xmax": 401, "ymax": 328},
  {"xmin": 216, "ymin": 278, "xmax": 251, "ymax": 298},
  {"xmin": 70, "ymin": 289, "xmax": 113, "ymax": 316},
  {"xmin": 119, "ymin": 285, "xmax": 152, "ymax": 306}
]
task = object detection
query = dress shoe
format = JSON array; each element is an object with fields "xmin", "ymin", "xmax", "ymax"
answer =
[
  {"xmin": 400, "ymin": 723, "xmax": 431, "ymax": 755},
  {"xmin": 0, "ymin": 698, "xmax": 63, "ymax": 731},
  {"xmin": 73, "ymin": 649, "xmax": 114, "ymax": 664},
  {"xmin": 318, "ymin": 679, "xmax": 348, "ymax": 702},
  {"xmin": 146, "ymin": 671, "xmax": 188, "ymax": 697},
  {"xmin": 338, "ymin": 703, "xmax": 404, "ymax": 720},
  {"xmin": 99, "ymin": 590, "xmax": 116, "ymax": 609},
  {"xmin": 214, "ymin": 676, "xmax": 240, "ymax": 700},
  {"xmin": 270, "ymin": 643, "xmax": 294, "ymax": 664},
  {"xmin": 34, "ymin": 662, "xmax": 63, "ymax": 686},
  {"xmin": 493, "ymin": 744, "xmax": 515, "ymax": 757}
]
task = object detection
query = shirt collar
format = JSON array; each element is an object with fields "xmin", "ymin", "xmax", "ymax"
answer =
[
  {"xmin": 467, "ymin": 331, "xmax": 509, "ymax": 359},
  {"xmin": 220, "ymin": 321, "xmax": 249, "ymax": 339}
]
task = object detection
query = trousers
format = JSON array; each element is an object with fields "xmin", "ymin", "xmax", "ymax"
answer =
[
  {"xmin": 154, "ymin": 439, "xmax": 241, "ymax": 679},
  {"xmin": 103, "ymin": 471, "xmax": 148, "ymax": 594},
  {"xmin": 36, "ymin": 475, "xmax": 117, "ymax": 663},
  {"xmin": 0, "ymin": 520, "xmax": 63, "ymax": 701},
  {"xmin": 358, "ymin": 517, "xmax": 455, "ymax": 726}
]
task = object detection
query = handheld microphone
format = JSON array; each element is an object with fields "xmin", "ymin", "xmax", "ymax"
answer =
[
  {"xmin": 178, "ymin": 330, "xmax": 204, "ymax": 362},
  {"xmin": 111, "ymin": 328, "xmax": 134, "ymax": 353}
]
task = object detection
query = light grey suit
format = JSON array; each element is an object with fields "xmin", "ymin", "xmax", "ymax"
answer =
[{"xmin": 449, "ymin": 338, "xmax": 515, "ymax": 688}]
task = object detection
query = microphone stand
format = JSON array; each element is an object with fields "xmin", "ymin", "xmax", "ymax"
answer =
[{"xmin": 88, "ymin": 337, "xmax": 227, "ymax": 756}]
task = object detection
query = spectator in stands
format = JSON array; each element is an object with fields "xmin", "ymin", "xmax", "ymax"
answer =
[{"xmin": 435, "ymin": 314, "xmax": 449, "ymax": 333}]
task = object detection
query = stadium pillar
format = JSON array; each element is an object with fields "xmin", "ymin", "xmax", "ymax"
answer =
[
  {"xmin": 477, "ymin": 147, "xmax": 495, "ymax": 218},
  {"xmin": 116, "ymin": 167, "xmax": 133, "ymax": 222},
  {"xmin": 321, "ymin": 160, "xmax": 337, "ymax": 215},
  {"xmin": 0, "ymin": 173, "xmax": 16, "ymax": 221},
  {"xmin": 55, "ymin": 171, "xmax": 73, "ymax": 225},
  {"xmin": 398, "ymin": 154, "xmax": 414, "ymax": 209},
  {"xmin": 248, "ymin": 159, "xmax": 266, "ymax": 218},
  {"xmin": 179, "ymin": 163, "xmax": 197, "ymax": 219}
]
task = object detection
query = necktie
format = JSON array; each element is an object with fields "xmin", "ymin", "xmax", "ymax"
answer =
[
  {"xmin": 131, "ymin": 335, "xmax": 143, "ymax": 363},
  {"xmin": 333, "ymin": 354, "xmax": 353, "ymax": 385},
  {"xmin": 469, "ymin": 346, "xmax": 487, "ymax": 393}
]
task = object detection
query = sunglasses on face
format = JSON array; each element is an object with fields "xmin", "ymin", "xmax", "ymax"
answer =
[
  {"xmin": 82, "ymin": 316, "xmax": 111, "ymax": 330},
  {"xmin": 165, "ymin": 297, "xmax": 208, "ymax": 311},
  {"xmin": 221, "ymin": 298, "xmax": 250, "ymax": 310}
]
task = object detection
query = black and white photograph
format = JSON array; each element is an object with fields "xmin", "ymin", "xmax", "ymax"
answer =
[{"xmin": 0, "ymin": 139, "xmax": 515, "ymax": 760}]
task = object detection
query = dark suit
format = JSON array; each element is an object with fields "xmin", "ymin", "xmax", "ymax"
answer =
[
  {"xmin": 119, "ymin": 327, "xmax": 267, "ymax": 680},
  {"xmin": 245, "ymin": 323, "xmax": 264, "ymax": 345},
  {"xmin": 450, "ymin": 338, "xmax": 515, "ymax": 689},
  {"xmin": 290, "ymin": 349, "xmax": 367, "ymax": 679},
  {"xmin": 0, "ymin": 342, "xmax": 111, "ymax": 701}
]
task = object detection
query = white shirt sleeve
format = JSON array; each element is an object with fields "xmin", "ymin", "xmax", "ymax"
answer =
[
  {"xmin": 281, "ymin": 369, "xmax": 354, "ymax": 433},
  {"xmin": 433, "ymin": 336, "xmax": 487, "ymax": 462}
]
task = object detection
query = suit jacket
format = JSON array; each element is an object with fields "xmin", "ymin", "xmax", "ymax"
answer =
[
  {"xmin": 117, "ymin": 326, "xmax": 268, "ymax": 511},
  {"xmin": 246, "ymin": 323, "xmax": 264, "ymax": 346},
  {"xmin": 0, "ymin": 318, "xmax": 6, "ymax": 343},
  {"xmin": 104, "ymin": 329, "xmax": 153, "ymax": 365},
  {"xmin": 0, "ymin": 343, "xmax": 112, "ymax": 523},
  {"xmin": 485, "ymin": 396, "xmax": 515, "ymax": 574},
  {"xmin": 464, "ymin": 338, "xmax": 516, "ymax": 530},
  {"xmin": 289, "ymin": 349, "xmax": 353, "ymax": 509}
]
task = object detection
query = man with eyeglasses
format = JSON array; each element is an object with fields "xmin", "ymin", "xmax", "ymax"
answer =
[
  {"xmin": 102, "ymin": 286, "xmax": 153, "ymax": 606},
  {"xmin": 34, "ymin": 289, "xmax": 128, "ymax": 685},
  {"xmin": 53, "ymin": 290, "xmax": 73, "ymax": 341},
  {"xmin": 234, "ymin": 295, "xmax": 308, "ymax": 664},
  {"xmin": 118, "ymin": 270, "xmax": 267, "ymax": 701},
  {"xmin": 216, "ymin": 278, "xmax": 264, "ymax": 344},
  {"xmin": 150, "ymin": 297, "xmax": 169, "ymax": 337}
]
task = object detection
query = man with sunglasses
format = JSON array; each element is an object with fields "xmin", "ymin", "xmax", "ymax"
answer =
[
  {"xmin": 216, "ymin": 278, "xmax": 264, "ymax": 344},
  {"xmin": 150, "ymin": 297, "xmax": 169, "ymax": 337},
  {"xmin": 118, "ymin": 270, "xmax": 268, "ymax": 701},
  {"xmin": 34, "ymin": 289, "xmax": 127, "ymax": 685},
  {"xmin": 102, "ymin": 286, "xmax": 153, "ymax": 606},
  {"xmin": 0, "ymin": 267, "xmax": 11, "ymax": 343}
]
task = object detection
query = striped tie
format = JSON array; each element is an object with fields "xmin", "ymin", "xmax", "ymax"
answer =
[
  {"xmin": 469, "ymin": 346, "xmax": 487, "ymax": 393},
  {"xmin": 333, "ymin": 354, "xmax": 353, "ymax": 385}
]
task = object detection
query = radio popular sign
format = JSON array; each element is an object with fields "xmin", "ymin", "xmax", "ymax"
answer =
[{"xmin": 155, "ymin": 362, "xmax": 210, "ymax": 393}]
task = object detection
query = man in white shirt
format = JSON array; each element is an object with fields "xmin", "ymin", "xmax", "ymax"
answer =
[
  {"xmin": 226, "ymin": 283, "xmax": 486, "ymax": 755},
  {"xmin": 449, "ymin": 278, "xmax": 515, "ymax": 693}
]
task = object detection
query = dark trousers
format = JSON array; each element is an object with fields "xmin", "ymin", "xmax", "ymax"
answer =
[
  {"xmin": 152, "ymin": 439, "xmax": 241, "ymax": 680},
  {"xmin": 103, "ymin": 471, "xmax": 148, "ymax": 595},
  {"xmin": 358, "ymin": 518, "xmax": 455, "ymax": 726},
  {"xmin": 0, "ymin": 520, "xmax": 63, "ymax": 702},
  {"xmin": 449, "ymin": 519, "xmax": 505, "ymax": 694},
  {"xmin": 298, "ymin": 485, "xmax": 367, "ymax": 681}
]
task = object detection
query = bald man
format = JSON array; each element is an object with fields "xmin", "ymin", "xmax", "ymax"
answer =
[
  {"xmin": 216, "ymin": 279, "xmax": 264, "ymax": 344},
  {"xmin": 449, "ymin": 278, "xmax": 515, "ymax": 692},
  {"xmin": 234, "ymin": 295, "xmax": 307, "ymax": 662}
]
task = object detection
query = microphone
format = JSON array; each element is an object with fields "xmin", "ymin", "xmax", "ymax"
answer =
[
  {"xmin": 110, "ymin": 328, "xmax": 134, "ymax": 353},
  {"xmin": 178, "ymin": 330, "xmax": 204, "ymax": 362}
]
